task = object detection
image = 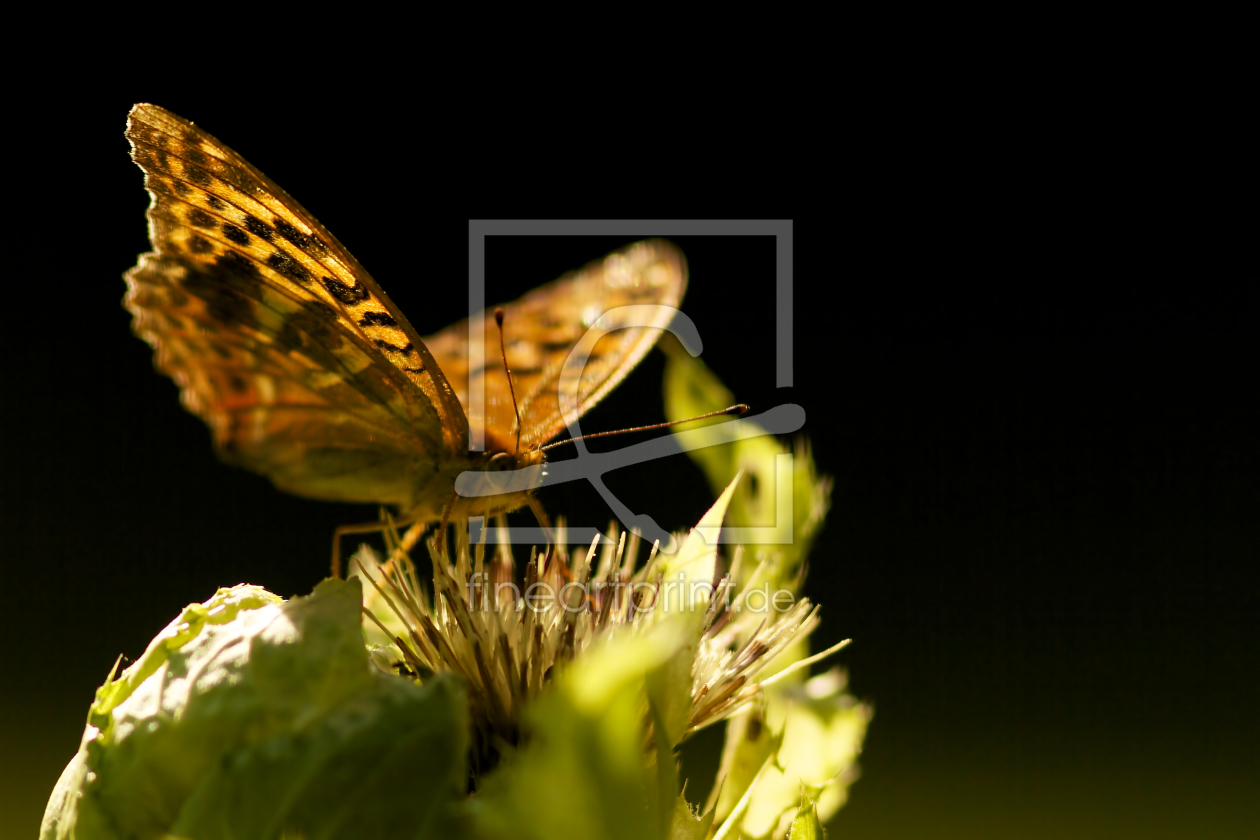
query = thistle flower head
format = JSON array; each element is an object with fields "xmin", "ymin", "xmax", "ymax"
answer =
[{"xmin": 355, "ymin": 481, "xmax": 824, "ymax": 774}]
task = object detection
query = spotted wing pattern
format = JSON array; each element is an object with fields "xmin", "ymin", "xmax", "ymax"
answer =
[
  {"xmin": 124, "ymin": 104, "xmax": 467, "ymax": 508},
  {"xmin": 424, "ymin": 240, "xmax": 687, "ymax": 454}
]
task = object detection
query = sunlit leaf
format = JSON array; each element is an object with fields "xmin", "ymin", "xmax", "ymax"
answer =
[{"xmin": 41, "ymin": 580, "xmax": 466, "ymax": 840}]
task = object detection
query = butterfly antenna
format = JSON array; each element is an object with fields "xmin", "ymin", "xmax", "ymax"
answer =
[
  {"xmin": 494, "ymin": 308, "xmax": 522, "ymax": 456},
  {"xmin": 540, "ymin": 404, "xmax": 750, "ymax": 452}
]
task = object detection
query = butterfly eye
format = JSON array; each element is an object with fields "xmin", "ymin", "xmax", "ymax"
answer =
[{"xmin": 488, "ymin": 452, "xmax": 516, "ymax": 472}]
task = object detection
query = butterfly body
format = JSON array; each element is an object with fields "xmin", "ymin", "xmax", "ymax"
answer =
[{"xmin": 123, "ymin": 105, "xmax": 685, "ymax": 530}]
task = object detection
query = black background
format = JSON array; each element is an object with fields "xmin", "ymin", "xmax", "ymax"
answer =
[{"xmin": 2, "ymin": 88, "xmax": 1255, "ymax": 838}]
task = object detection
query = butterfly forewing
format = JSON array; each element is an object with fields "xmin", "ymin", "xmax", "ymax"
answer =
[
  {"xmin": 124, "ymin": 104, "xmax": 467, "ymax": 453},
  {"xmin": 124, "ymin": 104, "xmax": 469, "ymax": 508}
]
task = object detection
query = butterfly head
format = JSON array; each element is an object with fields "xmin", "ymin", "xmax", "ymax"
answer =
[
  {"xmin": 480, "ymin": 445, "xmax": 545, "ymax": 501},
  {"xmin": 439, "ymin": 446, "xmax": 547, "ymax": 521},
  {"xmin": 485, "ymin": 446, "xmax": 545, "ymax": 475},
  {"xmin": 486, "ymin": 452, "xmax": 517, "ymax": 471}
]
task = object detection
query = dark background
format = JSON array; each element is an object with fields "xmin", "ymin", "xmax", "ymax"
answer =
[{"xmin": 2, "ymin": 90, "xmax": 1254, "ymax": 838}]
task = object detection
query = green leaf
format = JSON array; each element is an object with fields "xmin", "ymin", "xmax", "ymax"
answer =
[
  {"xmin": 663, "ymin": 347, "xmax": 831, "ymax": 596},
  {"xmin": 172, "ymin": 675, "xmax": 466, "ymax": 840},
  {"xmin": 710, "ymin": 752, "xmax": 778, "ymax": 840},
  {"xmin": 661, "ymin": 336, "xmax": 739, "ymax": 486},
  {"xmin": 469, "ymin": 620, "xmax": 696, "ymax": 840},
  {"xmin": 707, "ymin": 704, "xmax": 783, "ymax": 830},
  {"xmin": 740, "ymin": 669, "xmax": 872, "ymax": 837},
  {"xmin": 653, "ymin": 471, "xmax": 739, "ymax": 616},
  {"xmin": 467, "ymin": 489, "xmax": 750, "ymax": 839},
  {"xmin": 786, "ymin": 793, "xmax": 822, "ymax": 840},
  {"xmin": 665, "ymin": 347, "xmax": 869, "ymax": 838},
  {"xmin": 41, "ymin": 579, "xmax": 467, "ymax": 840},
  {"xmin": 646, "ymin": 475, "xmax": 741, "ymax": 750},
  {"xmin": 668, "ymin": 787, "xmax": 717, "ymax": 840},
  {"xmin": 644, "ymin": 622, "xmax": 703, "ymax": 756}
]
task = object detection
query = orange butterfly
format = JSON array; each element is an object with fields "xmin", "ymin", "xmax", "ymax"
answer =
[{"xmin": 123, "ymin": 104, "xmax": 686, "ymax": 569}]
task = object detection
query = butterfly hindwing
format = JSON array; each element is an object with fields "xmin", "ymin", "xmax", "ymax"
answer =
[{"xmin": 424, "ymin": 240, "xmax": 687, "ymax": 453}]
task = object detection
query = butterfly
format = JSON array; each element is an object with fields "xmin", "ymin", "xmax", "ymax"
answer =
[{"xmin": 123, "ymin": 104, "xmax": 686, "ymax": 567}]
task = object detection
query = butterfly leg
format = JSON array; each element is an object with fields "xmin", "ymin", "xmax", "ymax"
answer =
[
  {"xmin": 526, "ymin": 494, "xmax": 554, "ymax": 538},
  {"xmin": 526, "ymin": 495, "xmax": 562, "ymax": 576},
  {"xmin": 380, "ymin": 520, "xmax": 430, "ymax": 578},
  {"xmin": 330, "ymin": 514, "xmax": 417, "ymax": 578},
  {"xmin": 435, "ymin": 491, "xmax": 461, "ymax": 561}
]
